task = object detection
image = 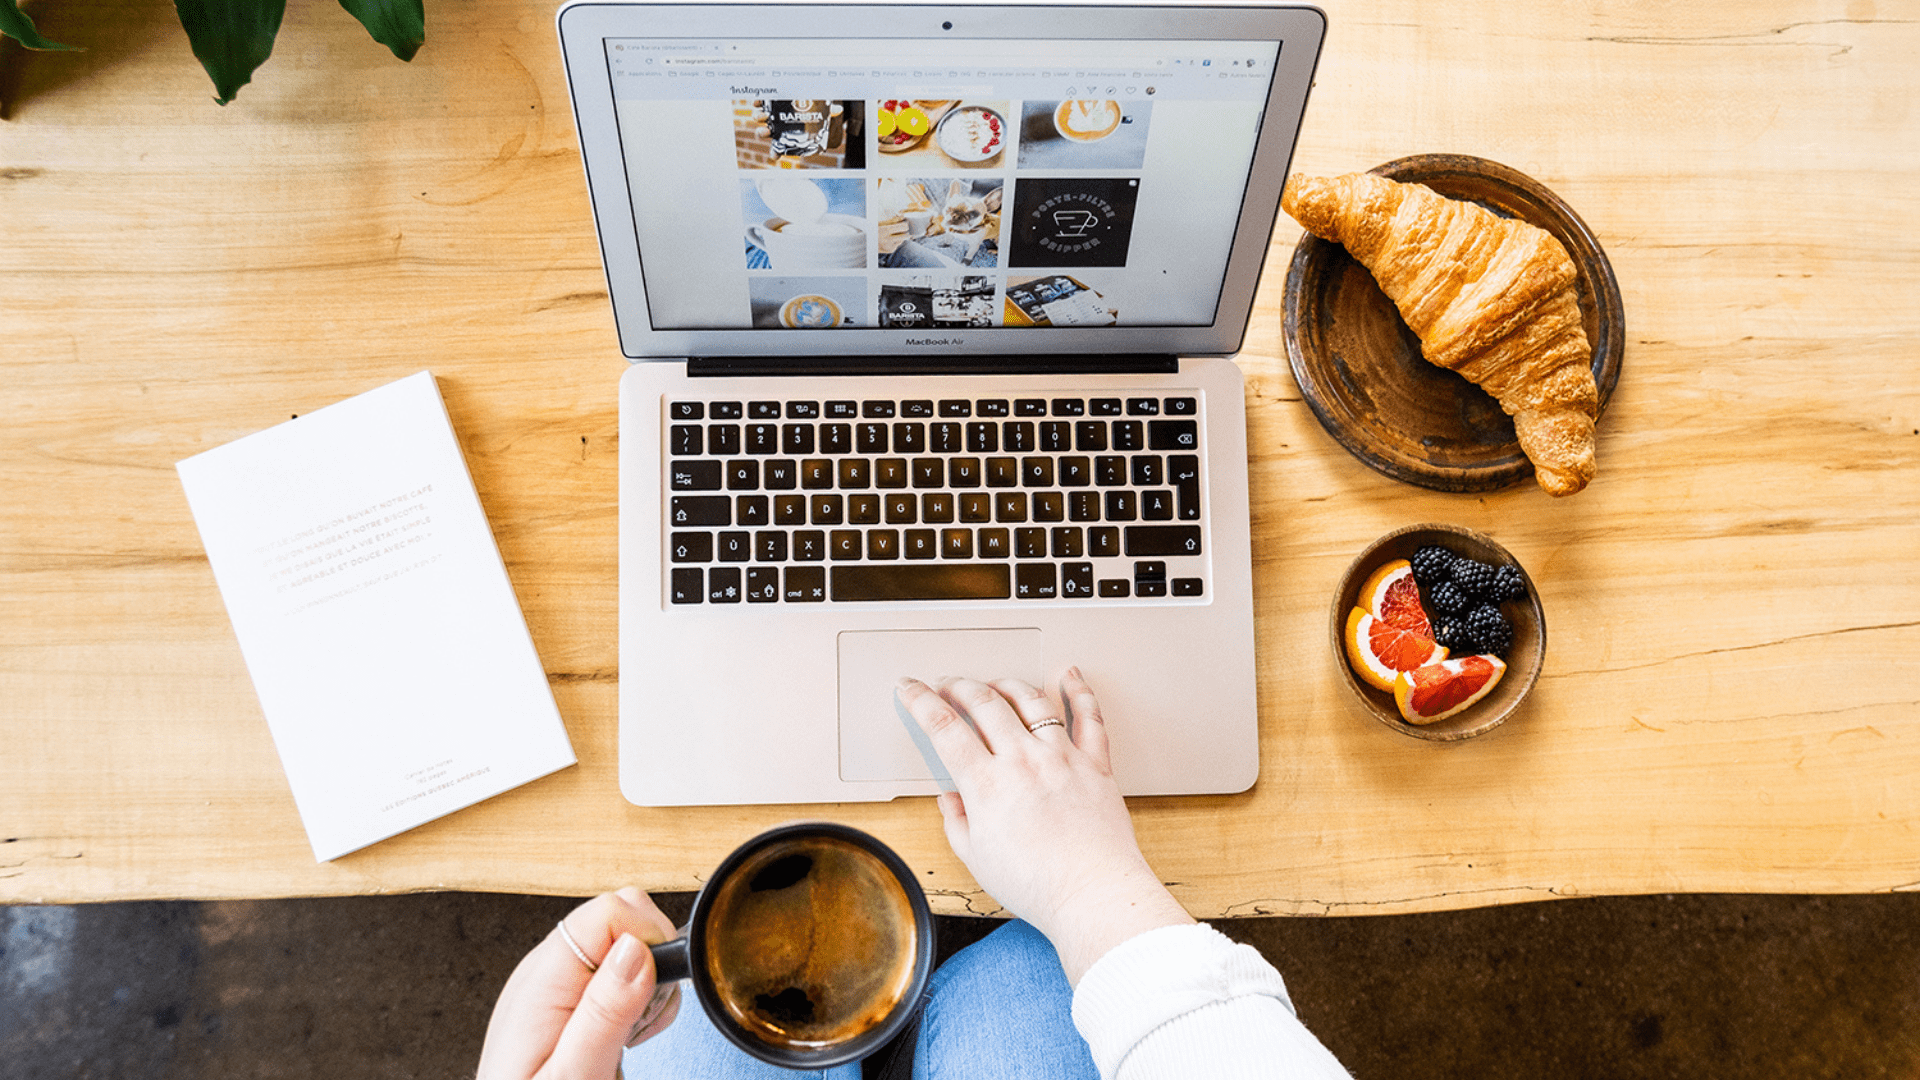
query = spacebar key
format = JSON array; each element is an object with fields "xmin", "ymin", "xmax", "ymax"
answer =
[{"xmin": 832, "ymin": 564, "xmax": 1011, "ymax": 601}]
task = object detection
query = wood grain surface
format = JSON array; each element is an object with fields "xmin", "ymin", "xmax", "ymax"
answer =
[{"xmin": 3, "ymin": 1, "xmax": 1916, "ymax": 916}]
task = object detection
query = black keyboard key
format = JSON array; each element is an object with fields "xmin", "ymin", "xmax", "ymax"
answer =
[
  {"xmin": 902, "ymin": 400, "xmax": 934, "ymax": 418},
  {"xmin": 1075, "ymin": 421, "xmax": 1108, "ymax": 452},
  {"xmin": 792, "ymin": 531, "xmax": 825, "ymax": 561},
  {"xmin": 1165, "ymin": 397, "xmax": 1197, "ymax": 416},
  {"xmin": 1052, "ymin": 526, "xmax": 1085, "ymax": 558},
  {"xmin": 717, "ymin": 531, "xmax": 750, "ymax": 562},
  {"xmin": 976, "ymin": 399, "xmax": 1010, "ymax": 417},
  {"xmin": 1134, "ymin": 561, "xmax": 1167, "ymax": 584},
  {"xmin": 670, "ymin": 424, "xmax": 703, "ymax": 456},
  {"xmin": 749, "ymin": 401, "xmax": 781, "ymax": 419},
  {"xmin": 1170, "ymin": 455, "xmax": 1201, "ymax": 519},
  {"xmin": 670, "ymin": 496, "xmax": 729, "ymax": 527},
  {"xmin": 1062, "ymin": 562, "xmax": 1095, "ymax": 597},
  {"xmin": 747, "ymin": 566, "xmax": 780, "ymax": 602},
  {"xmin": 671, "ymin": 460, "xmax": 722, "ymax": 490},
  {"xmin": 948, "ymin": 457, "xmax": 982, "ymax": 487},
  {"xmin": 856, "ymin": 423, "xmax": 889, "ymax": 453},
  {"xmin": 832, "ymin": 564, "xmax": 1010, "ymax": 601},
  {"xmin": 727, "ymin": 460, "xmax": 760, "ymax": 490},
  {"xmin": 996, "ymin": 492, "xmax": 1028, "ymax": 522},
  {"xmin": 773, "ymin": 494, "xmax": 807, "ymax": 525},
  {"xmin": 1126, "ymin": 525, "xmax": 1202, "ymax": 557},
  {"xmin": 1015, "ymin": 398, "xmax": 1048, "ymax": 416},
  {"xmin": 1126, "ymin": 398, "xmax": 1159, "ymax": 416},
  {"xmin": 867, "ymin": 529, "xmax": 900, "ymax": 560},
  {"xmin": 838, "ymin": 457, "xmax": 871, "ymax": 489},
  {"xmin": 1098, "ymin": 578, "xmax": 1130, "ymax": 598},
  {"xmin": 1095, "ymin": 456, "xmax": 1127, "ymax": 486},
  {"xmin": 931, "ymin": 422, "xmax": 963, "ymax": 453},
  {"xmin": 966, "ymin": 421, "xmax": 999, "ymax": 453},
  {"xmin": 825, "ymin": 400, "xmax": 858, "ymax": 419},
  {"xmin": 821, "ymin": 423, "xmax": 852, "ymax": 455},
  {"xmin": 670, "ymin": 401, "xmax": 704, "ymax": 421},
  {"xmin": 669, "ymin": 531, "xmax": 713, "ymax": 562},
  {"xmin": 1112, "ymin": 420, "xmax": 1144, "ymax": 452},
  {"xmin": 1105, "ymin": 491, "xmax": 1137, "ymax": 521},
  {"xmin": 786, "ymin": 400, "xmax": 820, "ymax": 419},
  {"xmin": 1014, "ymin": 562, "xmax": 1057, "ymax": 599},
  {"xmin": 1015, "ymin": 527, "xmax": 1047, "ymax": 558},
  {"xmin": 785, "ymin": 565, "xmax": 827, "ymax": 602},
  {"xmin": 707, "ymin": 424, "xmax": 742, "ymax": 456},
  {"xmin": 755, "ymin": 531, "xmax": 788, "ymax": 562},
  {"xmin": 847, "ymin": 494, "xmax": 881, "ymax": 525},
  {"xmin": 1090, "ymin": 527, "xmax": 1121, "ymax": 558},
  {"xmin": 905, "ymin": 529, "xmax": 937, "ymax": 559},
  {"xmin": 1148, "ymin": 419, "xmax": 1200, "ymax": 451},
  {"xmin": 746, "ymin": 424, "xmax": 778, "ymax": 454},
  {"xmin": 1135, "ymin": 579, "xmax": 1168, "ymax": 597},
  {"xmin": 737, "ymin": 495, "xmax": 769, "ymax": 527},
  {"xmin": 986, "ymin": 457, "xmax": 1019, "ymax": 488},
  {"xmin": 801, "ymin": 459, "xmax": 833, "ymax": 489},
  {"xmin": 1069, "ymin": 491, "xmax": 1101, "ymax": 522},
  {"xmin": 939, "ymin": 399, "xmax": 971, "ymax": 417},
  {"xmin": 922, "ymin": 492, "xmax": 955, "ymax": 523},
  {"xmin": 1033, "ymin": 492, "xmax": 1065, "ymax": 522},
  {"xmin": 1059, "ymin": 456, "xmax": 1091, "ymax": 487},
  {"xmin": 1004, "ymin": 421, "xmax": 1035, "ymax": 453},
  {"xmin": 959, "ymin": 492, "xmax": 992, "ymax": 523},
  {"xmin": 941, "ymin": 528, "xmax": 974, "ymax": 559},
  {"xmin": 876, "ymin": 458, "xmax": 909, "ymax": 488},
  {"xmin": 912, "ymin": 458, "xmax": 945, "ymax": 488},
  {"xmin": 1131, "ymin": 456, "xmax": 1163, "ymax": 486},
  {"xmin": 810, "ymin": 494, "xmax": 843, "ymax": 525},
  {"xmin": 763, "ymin": 459, "xmax": 797, "ymax": 489},
  {"xmin": 1051, "ymin": 398, "xmax": 1085, "ymax": 416},
  {"xmin": 830, "ymin": 530, "xmax": 862, "ymax": 560},
  {"xmin": 978, "ymin": 528, "xmax": 1011, "ymax": 558},
  {"xmin": 1141, "ymin": 490, "xmax": 1174, "ymax": 520},
  {"xmin": 1174, "ymin": 577, "xmax": 1205, "ymax": 597},
  {"xmin": 885, "ymin": 493, "xmax": 918, "ymax": 524},
  {"xmin": 783, "ymin": 424, "xmax": 815, "ymax": 455},
  {"xmin": 1023, "ymin": 458, "xmax": 1056, "ymax": 487},
  {"xmin": 893, "ymin": 422, "xmax": 926, "ymax": 454},
  {"xmin": 1091, "ymin": 398, "xmax": 1124, "ymax": 416},
  {"xmin": 708, "ymin": 567, "xmax": 742, "ymax": 603},
  {"xmin": 671, "ymin": 567, "xmax": 704, "ymax": 603},
  {"xmin": 862, "ymin": 400, "xmax": 896, "ymax": 418},
  {"xmin": 710, "ymin": 401, "xmax": 745, "ymax": 420},
  {"xmin": 1039, "ymin": 421, "xmax": 1071, "ymax": 452}
]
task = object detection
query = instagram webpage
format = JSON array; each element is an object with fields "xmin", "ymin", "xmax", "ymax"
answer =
[{"xmin": 607, "ymin": 38, "xmax": 1280, "ymax": 332}]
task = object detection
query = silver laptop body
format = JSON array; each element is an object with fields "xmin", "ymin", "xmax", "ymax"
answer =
[{"xmin": 556, "ymin": 1, "xmax": 1324, "ymax": 805}]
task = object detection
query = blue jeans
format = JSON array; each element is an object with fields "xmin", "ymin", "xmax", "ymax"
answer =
[{"xmin": 622, "ymin": 920, "xmax": 1098, "ymax": 1079}]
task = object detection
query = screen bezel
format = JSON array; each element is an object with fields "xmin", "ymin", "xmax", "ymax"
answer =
[{"xmin": 557, "ymin": 2, "xmax": 1325, "ymax": 364}]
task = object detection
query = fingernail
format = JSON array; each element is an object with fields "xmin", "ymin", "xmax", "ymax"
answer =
[
  {"xmin": 1066, "ymin": 666, "xmax": 1082, "ymax": 680},
  {"xmin": 604, "ymin": 933, "xmax": 645, "ymax": 984},
  {"xmin": 897, "ymin": 676, "xmax": 919, "ymax": 689}
]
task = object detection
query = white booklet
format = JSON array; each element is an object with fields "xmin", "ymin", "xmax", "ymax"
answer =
[{"xmin": 178, "ymin": 371, "xmax": 576, "ymax": 861}]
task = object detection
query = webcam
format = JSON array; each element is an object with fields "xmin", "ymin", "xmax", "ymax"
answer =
[{"xmin": 941, "ymin": 20, "xmax": 953, "ymax": 30}]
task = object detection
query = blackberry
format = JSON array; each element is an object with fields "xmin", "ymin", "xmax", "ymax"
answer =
[
  {"xmin": 1424, "ymin": 579, "xmax": 1471, "ymax": 616},
  {"xmin": 1410, "ymin": 545, "xmax": 1455, "ymax": 587},
  {"xmin": 1430, "ymin": 619, "xmax": 1477, "ymax": 654},
  {"xmin": 1449, "ymin": 557, "xmax": 1499, "ymax": 601},
  {"xmin": 1488, "ymin": 564, "xmax": 1528, "ymax": 603},
  {"xmin": 1464, "ymin": 603, "xmax": 1513, "ymax": 657}
]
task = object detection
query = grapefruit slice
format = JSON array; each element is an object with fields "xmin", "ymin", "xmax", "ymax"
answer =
[
  {"xmin": 1394, "ymin": 654, "xmax": 1507, "ymax": 724},
  {"xmin": 1358, "ymin": 558, "xmax": 1432, "ymax": 635},
  {"xmin": 1344, "ymin": 606, "xmax": 1447, "ymax": 692}
]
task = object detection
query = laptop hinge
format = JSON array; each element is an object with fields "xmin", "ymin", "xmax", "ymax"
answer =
[{"xmin": 684, "ymin": 354, "xmax": 1180, "ymax": 378}]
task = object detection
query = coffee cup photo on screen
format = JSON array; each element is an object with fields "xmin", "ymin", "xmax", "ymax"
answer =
[
  {"xmin": 734, "ymin": 98, "xmax": 866, "ymax": 170},
  {"xmin": 1007, "ymin": 178, "xmax": 1140, "ymax": 268},
  {"xmin": 1016, "ymin": 99, "xmax": 1151, "ymax": 170},
  {"xmin": 748, "ymin": 276, "xmax": 867, "ymax": 328},
  {"xmin": 742, "ymin": 176, "xmax": 869, "ymax": 270},
  {"xmin": 876, "ymin": 177, "xmax": 1002, "ymax": 269}
]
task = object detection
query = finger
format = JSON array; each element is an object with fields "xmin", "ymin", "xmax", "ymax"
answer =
[
  {"xmin": 936, "ymin": 676, "xmax": 1030, "ymax": 754},
  {"xmin": 546, "ymin": 933, "xmax": 658, "ymax": 1079},
  {"xmin": 934, "ymin": 790, "xmax": 971, "ymax": 863},
  {"xmin": 898, "ymin": 678, "xmax": 991, "ymax": 778},
  {"xmin": 989, "ymin": 677, "xmax": 1070, "ymax": 741},
  {"xmin": 1060, "ymin": 666, "xmax": 1112, "ymax": 772}
]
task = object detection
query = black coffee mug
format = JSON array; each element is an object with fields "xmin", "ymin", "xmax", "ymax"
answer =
[{"xmin": 648, "ymin": 822, "xmax": 934, "ymax": 1068}]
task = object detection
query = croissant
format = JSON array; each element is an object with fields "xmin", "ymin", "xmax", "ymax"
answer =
[{"xmin": 1282, "ymin": 172, "xmax": 1599, "ymax": 496}]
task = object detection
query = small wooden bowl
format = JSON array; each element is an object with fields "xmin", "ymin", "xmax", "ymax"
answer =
[
  {"xmin": 1331, "ymin": 523, "xmax": 1545, "ymax": 742},
  {"xmin": 1283, "ymin": 154, "xmax": 1624, "ymax": 492}
]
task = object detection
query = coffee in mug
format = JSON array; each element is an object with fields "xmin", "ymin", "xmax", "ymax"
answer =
[{"xmin": 648, "ymin": 823, "xmax": 933, "ymax": 1068}]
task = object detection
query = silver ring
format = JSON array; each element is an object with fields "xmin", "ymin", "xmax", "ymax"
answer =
[
  {"xmin": 1026, "ymin": 718, "xmax": 1066, "ymax": 733},
  {"xmin": 557, "ymin": 918, "xmax": 599, "ymax": 972}
]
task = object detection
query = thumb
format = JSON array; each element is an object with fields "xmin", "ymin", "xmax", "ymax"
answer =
[{"xmin": 546, "ymin": 934, "xmax": 657, "ymax": 1078}]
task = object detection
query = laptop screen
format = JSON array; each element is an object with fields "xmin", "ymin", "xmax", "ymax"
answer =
[
  {"xmin": 559, "ymin": 5, "xmax": 1324, "ymax": 360},
  {"xmin": 607, "ymin": 37, "xmax": 1278, "ymax": 332}
]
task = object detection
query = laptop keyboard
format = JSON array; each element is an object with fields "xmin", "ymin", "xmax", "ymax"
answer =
[{"xmin": 663, "ymin": 394, "xmax": 1206, "ymax": 605}]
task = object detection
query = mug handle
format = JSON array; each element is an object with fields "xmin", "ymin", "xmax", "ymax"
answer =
[{"xmin": 649, "ymin": 936, "xmax": 691, "ymax": 984}]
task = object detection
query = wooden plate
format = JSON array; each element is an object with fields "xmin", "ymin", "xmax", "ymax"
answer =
[
  {"xmin": 1283, "ymin": 155, "xmax": 1625, "ymax": 492},
  {"xmin": 1331, "ymin": 523, "xmax": 1545, "ymax": 742}
]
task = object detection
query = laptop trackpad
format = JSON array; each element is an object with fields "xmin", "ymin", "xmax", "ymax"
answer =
[{"xmin": 838, "ymin": 628, "xmax": 1046, "ymax": 785}]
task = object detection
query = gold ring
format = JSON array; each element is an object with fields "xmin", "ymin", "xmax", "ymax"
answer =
[
  {"xmin": 557, "ymin": 918, "xmax": 599, "ymax": 972},
  {"xmin": 1026, "ymin": 718, "xmax": 1066, "ymax": 733}
]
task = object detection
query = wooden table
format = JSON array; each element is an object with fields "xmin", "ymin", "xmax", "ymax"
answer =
[{"xmin": 4, "ymin": 1, "xmax": 1915, "ymax": 916}]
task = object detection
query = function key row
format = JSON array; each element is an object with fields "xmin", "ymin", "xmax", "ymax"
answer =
[{"xmin": 670, "ymin": 397, "xmax": 1197, "ymax": 422}]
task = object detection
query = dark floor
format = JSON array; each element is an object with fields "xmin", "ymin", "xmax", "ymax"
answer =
[{"xmin": 4, "ymin": 890, "xmax": 1919, "ymax": 1079}]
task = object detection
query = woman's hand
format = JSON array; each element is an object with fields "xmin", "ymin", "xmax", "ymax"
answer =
[
  {"xmin": 897, "ymin": 669, "xmax": 1194, "ymax": 984},
  {"xmin": 477, "ymin": 887, "xmax": 682, "ymax": 1080}
]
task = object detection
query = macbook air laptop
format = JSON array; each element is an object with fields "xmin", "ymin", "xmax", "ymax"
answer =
[{"xmin": 556, "ymin": 1, "xmax": 1324, "ymax": 805}]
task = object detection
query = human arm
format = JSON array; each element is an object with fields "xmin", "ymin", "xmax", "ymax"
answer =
[{"xmin": 476, "ymin": 887, "xmax": 682, "ymax": 1080}]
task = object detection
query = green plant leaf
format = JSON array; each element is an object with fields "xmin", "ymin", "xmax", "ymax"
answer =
[
  {"xmin": 338, "ymin": 0, "xmax": 424, "ymax": 62},
  {"xmin": 174, "ymin": 0, "xmax": 286, "ymax": 105},
  {"xmin": 1, "ymin": 0, "xmax": 78, "ymax": 50}
]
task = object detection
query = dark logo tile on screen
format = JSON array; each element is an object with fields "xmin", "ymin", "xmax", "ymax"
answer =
[{"xmin": 1008, "ymin": 178, "xmax": 1140, "ymax": 268}]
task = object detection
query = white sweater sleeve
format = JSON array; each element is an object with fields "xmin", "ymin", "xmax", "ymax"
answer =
[{"xmin": 1069, "ymin": 923, "xmax": 1353, "ymax": 1080}]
